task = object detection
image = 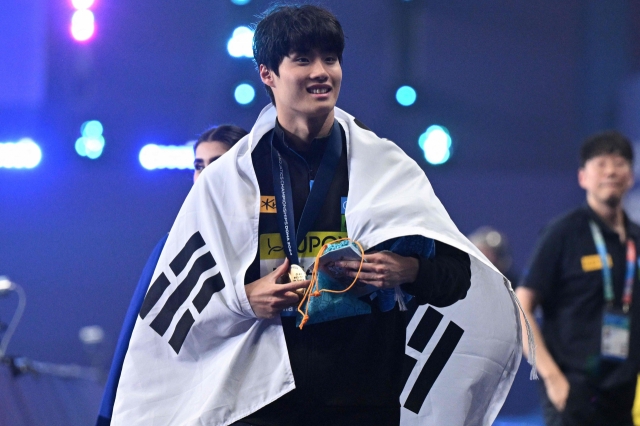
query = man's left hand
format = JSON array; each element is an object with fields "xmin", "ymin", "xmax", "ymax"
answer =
[{"xmin": 334, "ymin": 252, "xmax": 419, "ymax": 289}]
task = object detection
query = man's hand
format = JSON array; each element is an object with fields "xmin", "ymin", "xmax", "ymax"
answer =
[
  {"xmin": 334, "ymin": 252, "xmax": 419, "ymax": 289},
  {"xmin": 544, "ymin": 371, "xmax": 570, "ymax": 412},
  {"xmin": 245, "ymin": 258, "xmax": 310, "ymax": 319}
]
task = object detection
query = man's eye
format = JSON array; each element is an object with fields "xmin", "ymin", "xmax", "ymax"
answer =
[
  {"xmin": 295, "ymin": 57, "xmax": 309, "ymax": 63},
  {"xmin": 194, "ymin": 164, "xmax": 204, "ymax": 171},
  {"xmin": 325, "ymin": 57, "xmax": 337, "ymax": 63}
]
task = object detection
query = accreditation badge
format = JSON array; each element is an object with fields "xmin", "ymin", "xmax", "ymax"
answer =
[
  {"xmin": 259, "ymin": 231, "xmax": 348, "ymax": 316},
  {"xmin": 601, "ymin": 309, "xmax": 630, "ymax": 361}
]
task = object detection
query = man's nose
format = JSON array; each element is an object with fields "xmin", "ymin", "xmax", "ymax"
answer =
[
  {"xmin": 309, "ymin": 60, "xmax": 329, "ymax": 80},
  {"xmin": 603, "ymin": 162, "xmax": 618, "ymax": 176}
]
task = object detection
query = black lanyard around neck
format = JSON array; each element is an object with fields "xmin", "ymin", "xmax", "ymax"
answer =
[{"xmin": 271, "ymin": 120, "xmax": 342, "ymax": 265}]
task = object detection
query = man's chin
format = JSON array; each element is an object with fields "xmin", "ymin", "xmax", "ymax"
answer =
[
  {"xmin": 306, "ymin": 104, "xmax": 336, "ymax": 118},
  {"xmin": 603, "ymin": 195, "xmax": 623, "ymax": 208}
]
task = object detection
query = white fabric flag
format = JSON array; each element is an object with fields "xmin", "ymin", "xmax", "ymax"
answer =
[{"xmin": 112, "ymin": 105, "xmax": 522, "ymax": 426}]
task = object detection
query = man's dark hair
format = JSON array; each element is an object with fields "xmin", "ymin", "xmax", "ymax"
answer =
[
  {"xmin": 580, "ymin": 130, "xmax": 634, "ymax": 167},
  {"xmin": 252, "ymin": 4, "xmax": 345, "ymax": 105},
  {"xmin": 194, "ymin": 125, "xmax": 248, "ymax": 154}
]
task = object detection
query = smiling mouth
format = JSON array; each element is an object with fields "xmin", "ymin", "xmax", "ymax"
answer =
[{"xmin": 307, "ymin": 87, "xmax": 331, "ymax": 94}]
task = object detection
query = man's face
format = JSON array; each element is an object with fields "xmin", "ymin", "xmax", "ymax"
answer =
[
  {"xmin": 260, "ymin": 49, "xmax": 342, "ymax": 121},
  {"xmin": 193, "ymin": 141, "xmax": 230, "ymax": 183},
  {"xmin": 578, "ymin": 153, "xmax": 634, "ymax": 207}
]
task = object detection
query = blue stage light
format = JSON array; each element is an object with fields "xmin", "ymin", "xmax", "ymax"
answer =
[
  {"xmin": 76, "ymin": 120, "xmax": 105, "ymax": 159},
  {"xmin": 75, "ymin": 136, "xmax": 105, "ymax": 159},
  {"xmin": 0, "ymin": 138, "xmax": 42, "ymax": 169},
  {"xmin": 396, "ymin": 85, "xmax": 417, "ymax": 106},
  {"xmin": 85, "ymin": 136, "xmax": 105, "ymax": 159},
  {"xmin": 230, "ymin": 0, "xmax": 251, "ymax": 4},
  {"xmin": 75, "ymin": 137, "xmax": 88, "ymax": 157},
  {"xmin": 139, "ymin": 144, "xmax": 194, "ymax": 170},
  {"xmin": 418, "ymin": 125, "xmax": 451, "ymax": 165},
  {"xmin": 81, "ymin": 120, "xmax": 103, "ymax": 137},
  {"xmin": 234, "ymin": 83, "xmax": 255, "ymax": 105},
  {"xmin": 227, "ymin": 26, "xmax": 254, "ymax": 58}
]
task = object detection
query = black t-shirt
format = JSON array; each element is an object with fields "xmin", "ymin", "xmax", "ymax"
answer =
[
  {"xmin": 242, "ymin": 120, "xmax": 471, "ymax": 426},
  {"xmin": 521, "ymin": 205, "xmax": 640, "ymax": 388}
]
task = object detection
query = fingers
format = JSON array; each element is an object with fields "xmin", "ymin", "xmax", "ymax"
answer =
[
  {"xmin": 278, "ymin": 280, "xmax": 311, "ymax": 292},
  {"xmin": 272, "ymin": 258, "xmax": 290, "ymax": 278}
]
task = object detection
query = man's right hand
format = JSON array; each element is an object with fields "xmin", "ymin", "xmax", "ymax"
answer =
[
  {"xmin": 544, "ymin": 371, "xmax": 570, "ymax": 412},
  {"xmin": 244, "ymin": 258, "xmax": 310, "ymax": 319}
]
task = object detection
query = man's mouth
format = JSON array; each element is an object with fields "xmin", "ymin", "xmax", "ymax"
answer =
[{"xmin": 307, "ymin": 87, "xmax": 331, "ymax": 94}]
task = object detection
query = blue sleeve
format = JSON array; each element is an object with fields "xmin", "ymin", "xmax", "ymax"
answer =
[{"xmin": 96, "ymin": 234, "xmax": 168, "ymax": 426}]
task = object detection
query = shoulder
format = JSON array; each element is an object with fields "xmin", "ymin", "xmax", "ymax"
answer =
[
  {"xmin": 251, "ymin": 129, "xmax": 273, "ymax": 160},
  {"xmin": 627, "ymin": 214, "xmax": 640, "ymax": 241},
  {"xmin": 539, "ymin": 206, "xmax": 589, "ymax": 240}
]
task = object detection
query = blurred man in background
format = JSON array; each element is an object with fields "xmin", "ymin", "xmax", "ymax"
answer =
[{"xmin": 517, "ymin": 131, "xmax": 639, "ymax": 426}]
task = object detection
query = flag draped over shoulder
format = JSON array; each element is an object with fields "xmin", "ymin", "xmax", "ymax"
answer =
[{"xmin": 112, "ymin": 105, "xmax": 522, "ymax": 426}]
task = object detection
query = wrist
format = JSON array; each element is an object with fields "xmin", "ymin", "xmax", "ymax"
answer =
[{"xmin": 541, "ymin": 368, "xmax": 564, "ymax": 384}]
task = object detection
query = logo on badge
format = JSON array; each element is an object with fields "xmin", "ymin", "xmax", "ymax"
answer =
[{"xmin": 260, "ymin": 196, "xmax": 277, "ymax": 213}]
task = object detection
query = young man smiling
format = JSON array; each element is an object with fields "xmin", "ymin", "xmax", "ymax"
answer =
[
  {"xmin": 112, "ymin": 5, "xmax": 522, "ymax": 426},
  {"xmin": 238, "ymin": 5, "xmax": 473, "ymax": 425},
  {"xmin": 517, "ymin": 131, "xmax": 640, "ymax": 426}
]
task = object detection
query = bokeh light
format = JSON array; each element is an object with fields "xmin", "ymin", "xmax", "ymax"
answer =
[
  {"xmin": 76, "ymin": 120, "xmax": 105, "ymax": 159},
  {"xmin": 71, "ymin": 9, "xmax": 95, "ymax": 42},
  {"xmin": 418, "ymin": 125, "xmax": 452, "ymax": 165},
  {"xmin": 234, "ymin": 83, "xmax": 256, "ymax": 105},
  {"xmin": 227, "ymin": 26, "xmax": 254, "ymax": 58},
  {"xmin": 139, "ymin": 144, "xmax": 194, "ymax": 170},
  {"xmin": 71, "ymin": 0, "xmax": 95, "ymax": 10},
  {"xmin": 396, "ymin": 85, "xmax": 417, "ymax": 106},
  {"xmin": 0, "ymin": 139, "xmax": 42, "ymax": 169}
]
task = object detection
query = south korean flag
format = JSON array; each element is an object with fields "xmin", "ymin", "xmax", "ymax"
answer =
[
  {"xmin": 138, "ymin": 231, "xmax": 225, "ymax": 355},
  {"xmin": 113, "ymin": 104, "xmax": 525, "ymax": 426}
]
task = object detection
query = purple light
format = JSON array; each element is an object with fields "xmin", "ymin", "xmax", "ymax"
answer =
[
  {"xmin": 70, "ymin": 9, "xmax": 95, "ymax": 42},
  {"xmin": 71, "ymin": 0, "xmax": 95, "ymax": 9}
]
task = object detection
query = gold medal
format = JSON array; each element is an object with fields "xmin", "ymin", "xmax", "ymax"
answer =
[{"xmin": 288, "ymin": 264, "xmax": 306, "ymax": 282}]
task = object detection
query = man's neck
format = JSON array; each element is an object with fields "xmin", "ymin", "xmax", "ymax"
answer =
[
  {"xmin": 277, "ymin": 111, "xmax": 334, "ymax": 152},
  {"xmin": 587, "ymin": 195, "xmax": 626, "ymax": 241}
]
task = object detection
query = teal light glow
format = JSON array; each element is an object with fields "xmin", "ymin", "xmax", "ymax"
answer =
[
  {"xmin": 395, "ymin": 85, "xmax": 417, "ymax": 106},
  {"xmin": 418, "ymin": 125, "xmax": 452, "ymax": 165}
]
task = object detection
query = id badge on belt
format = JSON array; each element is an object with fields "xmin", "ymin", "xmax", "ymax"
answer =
[{"xmin": 601, "ymin": 309, "xmax": 630, "ymax": 361}]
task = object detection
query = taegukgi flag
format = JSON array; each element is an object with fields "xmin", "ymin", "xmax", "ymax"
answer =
[{"xmin": 112, "ymin": 105, "xmax": 525, "ymax": 426}]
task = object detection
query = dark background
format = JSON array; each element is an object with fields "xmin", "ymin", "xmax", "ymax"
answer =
[{"xmin": 1, "ymin": 2, "xmax": 639, "ymax": 411}]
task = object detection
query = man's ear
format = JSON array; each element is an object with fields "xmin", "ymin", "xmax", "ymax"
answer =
[
  {"xmin": 577, "ymin": 167, "xmax": 587, "ymax": 190},
  {"xmin": 259, "ymin": 64, "xmax": 275, "ymax": 88}
]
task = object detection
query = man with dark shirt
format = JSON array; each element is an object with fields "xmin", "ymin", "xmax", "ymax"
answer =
[
  {"xmin": 517, "ymin": 131, "xmax": 639, "ymax": 426},
  {"xmin": 237, "ymin": 5, "xmax": 471, "ymax": 425},
  {"xmin": 112, "ymin": 5, "xmax": 523, "ymax": 425}
]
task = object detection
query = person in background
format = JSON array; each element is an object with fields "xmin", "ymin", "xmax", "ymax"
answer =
[
  {"xmin": 517, "ymin": 130, "xmax": 639, "ymax": 426},
  {"xmin": 193, "ymin": 125, "xmax": 249, "ymax": 182},
  {"xmin": 468, "ymin": 226, "xmax": 519, "ymax": 285},
  {"xmin": 95, "ymin": 124, "xmax": 248, "ymax": 426}
]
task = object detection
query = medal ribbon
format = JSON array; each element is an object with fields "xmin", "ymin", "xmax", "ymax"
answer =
[
  {"xmin": 589, "ymin": 220, "xmax": 636, "ymax": 312},
  {"xmin": 271, "ymin": 120, "xmax": 343, "ymax": 265}
]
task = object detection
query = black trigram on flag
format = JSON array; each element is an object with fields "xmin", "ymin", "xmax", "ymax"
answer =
[
  {"xmin": 139, "ymin": 232, "xmax": 225, "ymax": 354},
  {"xmin": 402, "ymin": 306, "xmax": 464, "ymax": 414}
]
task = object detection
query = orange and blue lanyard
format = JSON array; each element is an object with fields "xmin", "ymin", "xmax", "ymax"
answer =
[{"xmin": 589, "ymin": 220, "xmax": 637, "ymax": 313}]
